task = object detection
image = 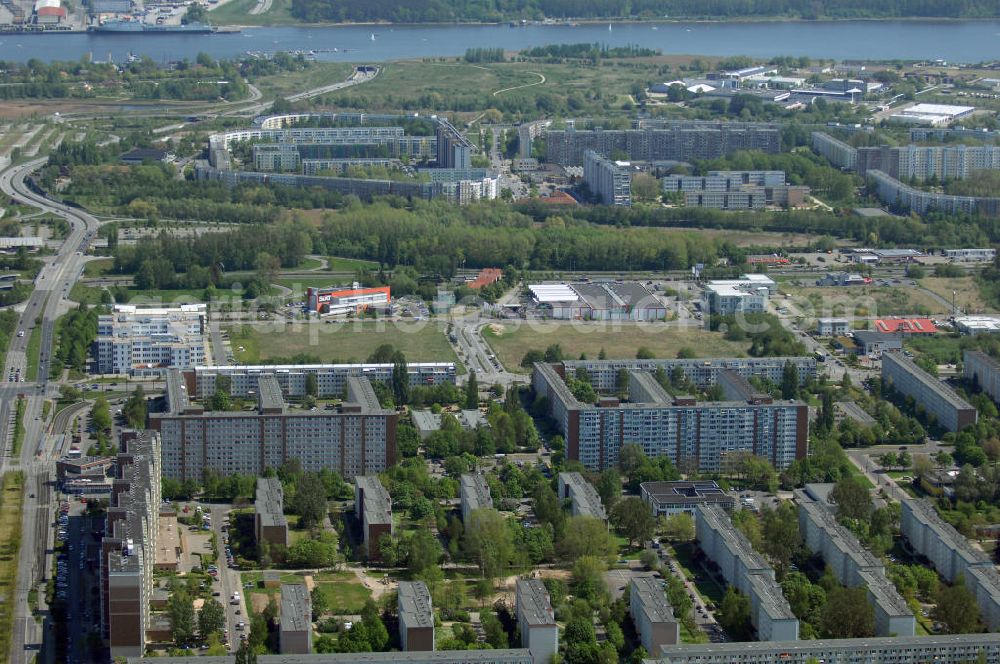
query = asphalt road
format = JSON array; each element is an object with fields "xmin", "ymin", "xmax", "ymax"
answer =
[{"xmin": 0, "ymin": 156, "xmax": 100, "ymax": 664}]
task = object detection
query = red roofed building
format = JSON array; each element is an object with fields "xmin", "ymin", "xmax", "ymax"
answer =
[
  {"xmin": 873, "ymin": 318, "xmax": 938, "ymax": 334},
  {"xmin": 747, "ymin": 254, "xmax": 790, "ymax": 265},
  {"xmin": 468, "ymin": 268, "xmax": 502, "ymax": 290},
  {"xmin": 36, "ymin": 5, "xmax": 65, "ymax": 22}
]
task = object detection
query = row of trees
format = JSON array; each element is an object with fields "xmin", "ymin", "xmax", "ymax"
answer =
[{"xmin": 289, "ymin": 0, "xmax": 997, "ymax": 23}]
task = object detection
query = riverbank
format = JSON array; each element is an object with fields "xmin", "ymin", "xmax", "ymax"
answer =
[{"xmin": 1, "ymin": 19, "xmax": 998, "ymax": 63}]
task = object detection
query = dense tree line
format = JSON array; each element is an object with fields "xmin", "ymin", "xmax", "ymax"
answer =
[
  {"xmin": 0, "ymin": 54, "xmax": 252, "ymax": 101},
  {"xmin": 289, "ymin": 0, "xmax": 997, "ymax": 22},
  {"xmin": 464, "ymin": 48, "xmax": 506, "ymax": 63},
  {"xmin": 51, "ymin": 304, "xmax": 98, "ymax": 376},
  {"xmin": 520, "ymin": 43, "xmax": 659, "ymax": 60}
]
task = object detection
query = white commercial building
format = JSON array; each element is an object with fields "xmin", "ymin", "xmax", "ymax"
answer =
[
  {"xmin": 93, "ymin": 304, "xmax": 207, "ymax": 375},
  {"xmin": 889, "ymin": 103, "xmax": 975, "ymax": 126},
  {"xmin": 816, "ymin": 318, "xmax": 849, "ymax": 337},
  {"xmin": 702, "ymin": 281, "xmax": 768, "ymax": 315},
  {"xmin": 944, "ymin": 248, "xmax": 996, "ymax": 262},
  {"xmin": 955, "ymin": 316, "xmax": 1000, "ymax": 334}
]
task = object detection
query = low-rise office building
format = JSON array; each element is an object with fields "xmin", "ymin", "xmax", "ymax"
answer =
[
  {"xmin": 584, "ymin": 150, "xmax": 632, "ymax": 206},
  {"xmin": 558, "ymin": 472, "xmax": 607, "ymax": 521},
  {"xmin": 305, "ymin": 285, "xmax": 391, "ymax": 316},
  {"xmin": 459, "ymin": 474, "xmax": 493, "ymax": 522},
  {"xmin": 93, "ymin": 304, "xmax": 207, "ymax": 375},
  {"xmin": 534, "ymin": 363, "xmax": 808, "ymax": 472},
  {"xmin": 901, "ymin": 499, "xmax": 1000, "ymax": 630},
  {"xmin": 955, "ymin": 316, "xmax": 1000, "ymax": 335},
  {"xmin": 816, "ymin": 318, "xmax": 849, "ymax": 336},
  {"xmin": 192, "ymin": 363, "xmax": 456, "ymax": 400},
  {"xmin": 653, "ymin": 633, "xmax": 1000, "ymax": 664},
  {"xmin": 695, "ymin": 504, "xmax": 798, "ymax": 641},
  {"xmin": 881, "ymin": 351, "xmax": 977, "ymax": 432},
  {"xmin": 945, "ymin": 248, "xmax": 997, "ymax": 262},
  {"xmin": 100, "ymin": 431, "xmax": 162, "ymax": 660},
  {"xmin": 399, "ymin": 581, "xmax": 435, "ymax": 651},
  {"xmin": 151, "ymin": 370, "xmax": 398, "ymax": 480},
  {"xmin": 852, "ymin": 330, "xmax": 903, "ymax": 357},
  {"xmin": 255, "ymin": 477, "xmax": 289, "ymax": 549},
  {"xmin": 964, "ymin": 350, "xmax": 1000, "ymax": 404},
  {"xmin": 796, "ymin": 490, "xmax": 914, "ymax": 636},
  {"xmin": 355, "ymin": 475, "xmax": 392, "ymax": 561},
  {"xmin": 703, "ymin": 280, "xmax": 768, "ymax": 315},
  {"xmin": 640, "ymin": 480, "xmax": 736, "ymax": 517},
  {"xmin": 516, "ymin": 579, "xmax": 558, "ymax": 664},
  {"xmin": 280, "ymin": 584, "xmax": 312, "ymax": 654},
  {"xmin": 630, "ymin": 576, "xmax": 679, "ymax": 654}
]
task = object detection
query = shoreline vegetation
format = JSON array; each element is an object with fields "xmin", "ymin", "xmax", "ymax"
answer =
[
  {"xmin": 219, "ymin": 15, "xmax": 1000, "ymax": 29},
  {"xmin": 260, "ymin": 0, "xmax": 1000, "ymax": 27}
]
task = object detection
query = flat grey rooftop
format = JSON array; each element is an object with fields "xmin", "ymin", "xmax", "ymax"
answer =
[
  {"xmin": 516, "ymin": 578, "xmax": 556, "ymax": 626},
  {"xmin": 460, "ymin": 474, "xmax": 492, "ymax": 513},
  {"xmin": 398, "ymin": 580, "xmax": 434, "ymax": 628},
  {"xmin": 256, "ymin": 477, "xmax": 287, "ymax": 529},
  {"xmin": 356, "ymin": 475, "xmax": 392, "ymax": 526},
  {"xmin": 631, "ymin": 576, "xmax": 676, "ymax": 624},
  {"xmin": 280, "ymin": 584, "xmax": 311, "ymax": 632}
]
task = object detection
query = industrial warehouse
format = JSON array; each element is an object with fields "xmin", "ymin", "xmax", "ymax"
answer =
[{"xmin": 527, "ymin": 281, "xmax": 667, "ymax": 320}]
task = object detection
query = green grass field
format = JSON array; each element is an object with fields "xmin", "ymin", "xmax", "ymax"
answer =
[
  {"xmin": 323, "ymin": 59, "xmax": 643, "ymax": 116},
  {"xmin": 787, "ymin": 286, "xmax": 948, "ymax": 318},
  {"xmin": 228, "ymin": 320, "xmax": 461, "ymax": 365},
  {"xmin": 313, "ymin": 570, "xmax": 371, "ymax": 615},
  {"xmin": 24, "ymin": 324, "xmax": 42, "ymax": 382},
  {"xmin": 0, "ymin": 472, "xmax": 24, "ymax": 661},
  {"xmin": 482, "ymin": 322, "xmax": 749, "ymax": 370}
]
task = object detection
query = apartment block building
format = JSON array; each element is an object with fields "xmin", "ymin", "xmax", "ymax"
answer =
[
  {"xmin": 558, "ymin": 472, "xmax": 608, "ymax": 521},
  {"xmin": 584, "ymin": 150, "xmax": 632, "ymax": 206},
  {"xmin": 640, "ymin": 480, "xmax": 736, "ymax": 517},
  {"xmin": 93, "ymin": 304, "xmax": 207, "ymax": 375},
  {"xmin": 546, "ymin": 122, "xmax": 781, "ymax": 166},
  {"xmin": 436, "ymin": 119, "xmax": 473, "ymax": 170},
  {"xmin": 100, "ymin": 431, "xmax": 162, "ymax": 661},
  {"xmin": 459, "ymin": 474, "xmax": 492, "ymax": 522},
  {"xmin": 151, "ymin": 370, "xmax": 398, "ymax": 480},
  {"xmin": 811, "ymin": 132, "xmax": 857, "ymax": 171},
  {"xmin": 355, "ymin": 475, "xmax": 392, "ymax": 561},
  {"xmin": 280, "ymin": 584, "xmax": 313, "ymax": 654},
  {"xmin": 855, "ymin": 144, "xmax": 1000, "ymax": 180},
  {"xmin": 557, "ymin": 357, "xmax": 816, "ymax": 394},
  {"xmin": 662, "ymin": 171, "xmax": 808, "ymax": 209},
  {"xmin": 515, "ymin": 579, "xmax": 559, "ymax": 664},
  {"xmin": 695, "ymin": 504, "xmax": 799, "ymax": 641},
  {"xmin": 630, "ymin": 576, "xmax": 680, "ymax": 654},
  {"xmin": 255, "ymin": 477, "xmax": 289, "ymax": 549},
  {"xmin": 192, "ymin": 363, "xmax": 456, "ymax": 400},
  {"xmin": 533, "ymin": 364, "xmax": 808, "ymax": 472},
  {"xmin": 655, "ymin": 633, "xmax": 1000, "ymax": 664},
  {"xmin": 881, "ymin": 351, "xmax": 977, "ymax": 432},
  {"xmin": 963, "ymin": 350, "xmax": 1000, "ymax": 405},
  {"xmin": 796, "ymin": 490, "xmax": 914, "ymax": 636},
  {"xmin": 399, "ymin": 581, "xmax": 435, "ymax": 651},
  {"xmin": 901, "ymin": 499, "xmax": 1000, "ymax": 630},
  {"xmin": 866, "ymin": 169, "xmax": 1000, "ymax": 217}
]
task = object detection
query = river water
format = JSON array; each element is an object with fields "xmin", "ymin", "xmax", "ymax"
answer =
[{"xmin": 0, "ymin": 19, "xmax": 999, "ymax": 64}]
